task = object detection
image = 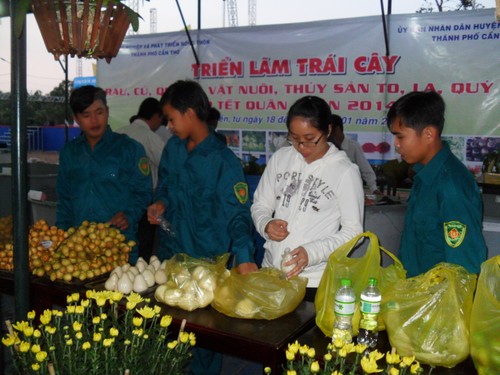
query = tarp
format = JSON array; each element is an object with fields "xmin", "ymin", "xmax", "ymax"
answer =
[{"xmin": 97, "ymin": 9, "xmax": 500, "ymax": 171}]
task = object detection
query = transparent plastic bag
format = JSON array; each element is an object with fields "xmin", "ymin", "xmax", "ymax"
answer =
[
  {"xmin": 154, "ymin": 253, "xmax": 230, "ymax": 311},
  {"xmin": 315, "ymin": 231, "xmax": 406, "ymax": 337},
  {"xmin": 211, "ymin": 267, "xmax": 307, "ymax": 320},
  {"xmin": 470, "ymin": 256, "xmax": 500, "ymax": 375},
  {"xmin": 382, "ymin": 262, "xmax": 477, "ymax": 368}
]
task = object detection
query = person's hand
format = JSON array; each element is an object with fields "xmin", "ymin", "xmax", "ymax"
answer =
[
  {"xmin": 236, "ymin": 262, "xmax": 259, "ymax": 275},
  {"xmin": 283, "ymin": 246, "xmax": 309, "ymax": 279},
  {"xmin": 109, "ymin": 211, "xmax": 129, "ymax": 231},
  {"xmin": 265, "ymin": 219, "xmax": 289, "ymax": 241},
  {"xmin": 147, "ymin": 201, "xmax": 165, "ymax": 225}
]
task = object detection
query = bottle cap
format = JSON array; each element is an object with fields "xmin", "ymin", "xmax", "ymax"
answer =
[
  {"xmin": 341, "ymin": 279, "xmax": 352, "ymax": 287},
  {"xmin": 368, "ymin": 277, "xmax": 377, "ymax": 286}
]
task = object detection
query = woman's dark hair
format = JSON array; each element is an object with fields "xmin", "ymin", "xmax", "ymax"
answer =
[
  {"xmin": 70, "ymin": 85, "xmax": 107, "ymax": 115},
  {"xmin": 387, "ymin": 91, "xmax": 445, "ymax": 135},
  {"xmin": 286, "ymin": 96, "xmax": 332, "ymax": 134},
  {"xmin": 160, "ymin": 80, "xmax": 210, "ymax": 122}
]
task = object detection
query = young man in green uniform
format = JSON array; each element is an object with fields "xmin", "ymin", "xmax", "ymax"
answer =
[
  {"xmin": 147, "ymin": 80, "xmax": 258, "ymax": 375},
  {"xmin": 387, "ymin": 91, "xmax": 487, "ymax": 277},
  {"xmin": 56, "ymin": 86, "xmax": 152, "ymax": 264}
]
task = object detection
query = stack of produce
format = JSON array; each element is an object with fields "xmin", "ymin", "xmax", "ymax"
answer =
[
  {"xmin": 0, "ymin": 215, "xmax": 13, "ymax": 271},
  {"xmin": 104, "ymin": 255, "xmax": 167, "ymax": 294}
]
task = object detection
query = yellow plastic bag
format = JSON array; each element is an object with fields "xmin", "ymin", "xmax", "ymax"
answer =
[
  {"xmin": 470, "ymin": 256, "xmax": 500, "ymax": 375},
  {"xmin": 315, "ymin": 231, "xmax": 406, "ymax": 337},
  {"xmin": 211, "ymin": 267, "xmax": 307, "ymax": 320},
  {"xmin": 154, "ymin": 253, "xmax": 230, "ymax": 311},
  {"xmin": 382, "ymin": 263, "xmax": 477, "ymax": 368}
]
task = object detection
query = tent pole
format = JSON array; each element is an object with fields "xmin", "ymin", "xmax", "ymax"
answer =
[
  {"xmin": 10, "ymin": 0, "xmax": 31, "ymax": 321},
  {"xmin": 175, "ymin": 0, "xmax": 200, "ymax": 65},
  {"xmin": 379, "ymin": 0, "xmax": 390, "ymax": 56}
]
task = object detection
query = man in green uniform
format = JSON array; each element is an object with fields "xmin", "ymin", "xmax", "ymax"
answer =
[
  {"xmin": 387, "ymin": 91, "xmax": 487, "ymax": 277},
  {"xmin": 148, "ymin": 80, "xmax": 258, "ymax": 375},
  {"xmin": 56, "ymin": 86, "xmax": 152, "ymax": 264}
]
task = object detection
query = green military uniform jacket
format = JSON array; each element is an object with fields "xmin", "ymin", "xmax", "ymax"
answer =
[
  {"xmin": 400, "ymin": 142, "xmax": 487, "ymax": 277},
  {"xmin": 56, "ymin": 127, "xmax": 152, "ymax": 263},
  {"xmin": 155, "ymin": 133, "xmax": 254, "ymax": 265}
]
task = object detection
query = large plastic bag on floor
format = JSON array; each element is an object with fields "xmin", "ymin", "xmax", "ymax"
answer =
[
  {"xmin": 315, "ymin": 231, "xmax": 406, "ymax": 337},
  {"xmin": 382, "ymin": 262, "xmax": 476, "ymax": 368},
  {"xmin": 155, "ymin": 253, "xmax": 230, "ymax": 311},
  {"xmin": 470, "ymin": 256, "xmax": 500, "ymax": 375},
  {"xmin": 212, "ymin": 267, "xmax": 307, "ymax": 320}
]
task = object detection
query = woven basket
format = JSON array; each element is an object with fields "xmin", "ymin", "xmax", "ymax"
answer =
[{"xmin": 31, "ymin": 0, "xmax": 131, "ymax": 62}]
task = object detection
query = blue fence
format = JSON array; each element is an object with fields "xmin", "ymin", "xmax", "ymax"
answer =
[{"xmin": 0, "ymin": 125, "xmax": 81, "ymax": 151}]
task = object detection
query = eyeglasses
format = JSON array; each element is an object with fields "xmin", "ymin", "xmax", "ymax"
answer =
[{"xmin": 287, "ymin": 133, "xmax": 324, "ymax": 148}]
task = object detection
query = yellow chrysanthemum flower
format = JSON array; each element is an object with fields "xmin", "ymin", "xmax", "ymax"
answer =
[
  {"xmin": 153, "ymin": 305, "xmax": 161, "ymax": 314},
  {"xmin": 386, "ymin": 352, "xmax": 401, "ymax": 365},
  {"xmin": 82, "ymin": 341, "xmax": 91, "ymax": 350},
  {"xmin": 75, "ymin": 305, "xmax": 85, "ymax": 314},
  {"xmin": 339, "ymin": 347, "xmax": 348, "ymax": 358},
  {"xmin": 324, "ymin": 352, "xmax": 332, "ymax": 362},
  {"xmin": 126, "ymin": 301, "xmax": 137, "ymax": 310},
  {"xmin": 74, "ymin": 332, "xmax": 82, "ymax": 340},
  {"xmin": 73, "ymin": 321, "xmax": 82, "ymax": 332},
  {"xmin": 95, "ymin": 295, "xmax": 107, "ymax": 307},
  {"xmin": 190, "ymin": 338, "xmax": 196, "ymax": 346},
  {"xmin": 299, "ymin": 344, "xmax": 309, "ymax": 355},
  {"xmin": 179, "ymin": 332, "xmax": 189, "ymax": 344},
  {"xmin": 31, "ymin": 363, "xmax": 40, "ymax": 371},
  {"xmin": 410, "ymin": 361, "xmax": 422, "ymax": 374},
  {"xmin": 167, "ymin": 340, "xmax": 178, "ymax": 349},
  {"xmin": 86, "ymin": 290, "xmax": 95, "ymax": 299},
  {"xmin": 110, "ymin": 291, "xmax": 123, "ymax": 302},
  {"xmin": 360, "ymin": 356, "xmax": 383, "ymax": 373},
  {"xmin": 80, "ymin": 299, "xmax": 90, "ymax": 308},
  {"xmin": 66, "ymin": 305, "xmax": 76, "ymax": 314},
  {"xmin": 109, "ymin": 327, "xmax": 119, "ymax": 337},
  {"xmin": 333, "ymin": 337, "xmax": 344, "ymax": 349},
  {"xmin": 39, "ymin": 312, "xmax": 52, "ymax": 325},
  {"xmin": 286, "ymin": 350, "xmax": 295, "ymax": 361},
  {"xmin": 127, "ymin": 292, "xmax": 144, "ymax": 305},
  {"xmin": 331, "ymin": 371, "xmax": 343, "ymax": 375},
  {"xmin": 137, "ymin": 306, "xmax": 156, "ymax": 319},
  {"xmin": 133, "ymin": 317, "xmax": 143, "ymax": 327},
  {"xmin": 124, "ymin": 339, "xmax": 131, "ymax": 345},
  {"xmin": 401, "ymin": 356, "xmax": 416, "ymax": 368},
  {"xmin": 354, "ymin": 344, "xmax": 368, "ymax": 354},
  {"xmin": 100, "ymin": 313, "xmax": 107, "ymax": 320},
  {"xmin": 71, "ymin": 292, "xmax": 80, "ymax": 302},
  {"xmin": 344, "ymin": 342, "xmax": 356, "ymax": 354},
  {"xmin": 310, "ymin": 361, "xmax": 320, "ymax": 373},
  {"xmin": 36, "ymin": 351, "xmax": 48, "ymax": 362},
  {"xmin": 45, "ymin": 326, "xmax": 56, "ymax": 335},
  {"xmin": 389, "ymin": 367, "xmax": 400, "ymax": 375},
  {"xmin": 93, "ymin": 333, "xmax": 102, "ymax": 342},
  {"xmin": 66, "ymin": 339, "xmax": 73, "ymax": 346},
  {"xmin": 369, "ymin": 350, "xmax": 384, "ymax": 361},
  {"xmin": 103, "ymin": 338, "xmax": 115, "ymax": 347},
  {"xmin": 264, "ymin": 367, "xmax": 271, "ymax": 374},
  {"xmin": 2, "ymin": 334, "xmax": 17, "ymax": 347},
  {"xmin": 92, "ymin": 316, "xmax": 101, "ymax": 324},
  {"xmin": 288, "ymin": 340, "xmax": 300, "ymax": 354},
  {"xmin": 160, "ymin": 315, "xmax": 172, "ymax": 328},
  {"xmin": 307, "ymin": 347, "xmax": 316, "ymax": 359},
  {"xmin": 12, "ymin": 321, "xmax": 29, "ymax": 332},
  {"xmin": 52, "ymin": 310, "xmax": 63, "ymax": 318},
  {"xmin": 287, "ymin": 370, "xmax": 297, "ymax": 375},
  {"xmin": 31, "ymin": 344, "xmax": 41, "ymax": 353},
  {"xmin": 132, "ymin": 328, "xmax": 143, "ymax": 337},
  {"xmin": 23, "ymin": 326, "xmax": 34, "ymax": 337},
  {"xmin": 33, "ymin": 329, "xmax": 41, "ymax": 338},
  {"xmin": 27, "ymin": 310, "xmax": 36, "ymax": 320},
  {"xmin": 19, "ymin": 341, "xmax": 31, "ymax": 353}
]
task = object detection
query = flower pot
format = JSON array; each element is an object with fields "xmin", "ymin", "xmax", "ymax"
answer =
[{"xmin": 31, "ymin": 0, "xmax": 132, "ymax": 62}]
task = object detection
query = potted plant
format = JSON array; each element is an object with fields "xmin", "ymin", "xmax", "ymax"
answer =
[{"xmin": 14, "ymin": 0, "xmax": 146, "ymax": 62}]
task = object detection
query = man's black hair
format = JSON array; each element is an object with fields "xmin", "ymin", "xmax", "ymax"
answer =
[
  {"xmin": 387, "ymin": 91, "xmax": 445, "ymax": 135},
  {"xmin": 70, "ymin": 85, "xmax": 107, "ymax": 115},
  {"xmin": 330, "ymin": 114, "xmax": 344, "ymax": 131},
  {"xmin": 160, "ymin": 80, "xmax": 210, "ymax": 122},
  {"xmin": 137, "ymin": 97, "xmax": 162, "ymax": 121}
]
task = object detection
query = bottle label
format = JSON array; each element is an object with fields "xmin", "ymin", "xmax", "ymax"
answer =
[
  {"xmin": 334, "ymin": 299, "xmax": 355, "ymax": 315},
  {"xmin": 360, "ymin": 300, "xmax": 380, "ymax": 314}
]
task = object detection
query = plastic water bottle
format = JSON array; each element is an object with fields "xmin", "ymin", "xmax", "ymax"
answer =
[
  {"xmin": 332, "ymin": 278, "xmax": 355, "ymax": 344},
  {"xmin": 157, "ymin": 216, "xmax": 176, "ymax": 237},
  {"xmin": 281, "ymin": 248, "xmax": 295, "ymax": 274},
  {"xmin": 357, "ymin": 277, "xmax": 381, "ymax": 348}
]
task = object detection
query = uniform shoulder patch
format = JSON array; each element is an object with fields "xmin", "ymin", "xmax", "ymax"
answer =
[
  {"xmin": 233, "ymin": 182, "xmax": 249, "ymax": 204},
  {"xmin": 138, "ymin": 157, "xmax": 151, "ymax": 176},
  {"xmin": 444, "ymin": 221, "xmax": 466, "ymax": 248}
]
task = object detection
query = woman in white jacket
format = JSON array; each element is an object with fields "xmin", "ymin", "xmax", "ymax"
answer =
[{"xmin": 251, "ymin": 96, "xmax": 364, "ymax": 302}]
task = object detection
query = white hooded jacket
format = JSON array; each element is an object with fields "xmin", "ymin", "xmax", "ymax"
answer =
[{"xmin": 251, "ymin": 144, "xmax": 364, "ymax": 287}]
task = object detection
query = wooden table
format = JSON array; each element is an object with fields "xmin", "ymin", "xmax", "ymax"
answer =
[{"xmin": 159, "ymin": 301, "xmax": 317, "ymax": 374}]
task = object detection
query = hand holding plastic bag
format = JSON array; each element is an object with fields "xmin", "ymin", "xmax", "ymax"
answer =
[
  {"xmin": 212, "ymin": 267, "xmax": 307, "ymax": 320},
  {"xmin": 382, "ymin": 262, "xmax": 477, "ymax": 368}
]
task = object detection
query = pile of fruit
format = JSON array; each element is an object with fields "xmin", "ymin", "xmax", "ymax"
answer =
[
  {"xmin": 0, "ymin": 215, "xmax": 13, "ymax": 271},
  {"xmin": 0, "ymin": 219, "xmax": 133, "ymax": 283}
]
